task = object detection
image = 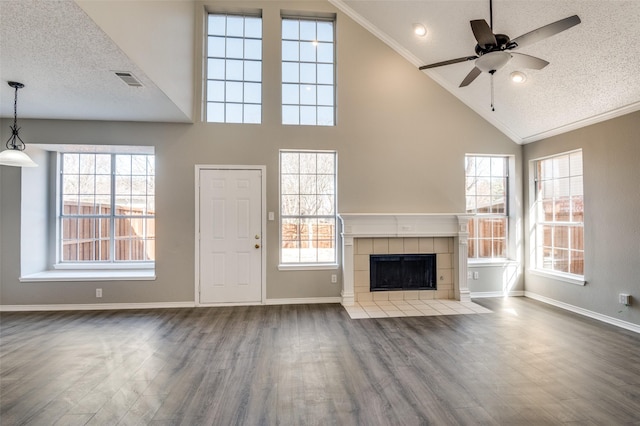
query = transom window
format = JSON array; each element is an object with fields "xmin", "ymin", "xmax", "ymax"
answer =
[
  {"xmin": 280, "ymin": 150, "xmax": 337, "ymax": 265},
  {"xmin": 282, "ymin": 16, "xmax": 335, "ymax": 126},
  {"xmin": 206, "ymin": 13, "xmax": 262, "ymax": 124},
  {"xmin": 465, "ymin": 155, "xmax": 509, "ymax": 259},
  {"xmin": 59, "ymin": 153, "xmax": 155, "ymax": 263},
  {"xmin": 534, "ymin": 150, "xmax": 584, "ymax": 276}
]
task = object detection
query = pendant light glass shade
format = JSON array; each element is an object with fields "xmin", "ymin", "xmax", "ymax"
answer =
[
  {"xmin": 0, "ymin": 148, "xmax": 38, "ymax": 167},
  {"xmin": 1, "ymin": 81, "xmax": 38, "ymax": 168}
]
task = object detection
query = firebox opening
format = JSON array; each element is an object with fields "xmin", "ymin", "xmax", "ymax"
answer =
[{"xmin": 370, "ymin": 254, "xmax": 436, "ymax": 291}]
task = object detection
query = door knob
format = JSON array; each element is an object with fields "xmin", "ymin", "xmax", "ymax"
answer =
[
  {"xmin": 255, "ymin": 235, "xmax": 260, "ymax": 239},
  {"xmin": 255, "ymin": 244, "xmax": 260, "ymax": 249}
]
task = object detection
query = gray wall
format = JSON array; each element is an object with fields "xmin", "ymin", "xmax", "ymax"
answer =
[
  {"xmin": 0, "ymin": 1, "xmax": 520, "ymax": 306},
  {"xmin": 523, "ymin": 110, "xmax": 640, "ymax": 325}
]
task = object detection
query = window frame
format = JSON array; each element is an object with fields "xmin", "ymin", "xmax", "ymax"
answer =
[
  {"xmin": 56, "ymin": 152, "xmax": 155, "ymax": 268},
  {"xmin": 281, "ymin": 15, "xmax": 336, "ymax": 126},
  {"xmin": 205, "ymin": 12, "xmax": 263, "ymax": 124},
  {"xmin": 278, "ymin": 149, "xmax": 338, "ymax": 270},
  {"xmin": 465, "ymin": 155, "xmax": 510, "ymax": 261},
  {"xmin": 532, "ymin": 149, "xmax": 585, "ymax": 282}
]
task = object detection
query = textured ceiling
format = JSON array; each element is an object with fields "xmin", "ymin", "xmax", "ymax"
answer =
[
  {"xmin": 332, "ymin": 0, "xmax": 640, "ymax": 143},
  {"xmin": 0, "ymin": 0, "xmax": 192, "ymax": 123},
  {"xmin": 1, "ymin": 1, "xmax": 639, "ymax": 143}
]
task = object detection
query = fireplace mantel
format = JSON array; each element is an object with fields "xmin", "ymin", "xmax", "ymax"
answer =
[{"xmin": 338, "ymin": 213, "xmax": 473, "ymax": 305}]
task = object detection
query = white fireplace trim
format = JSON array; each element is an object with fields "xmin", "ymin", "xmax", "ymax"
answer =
[{"xmin": 338, "ymin": 213, "xmax": 473, "ymax": 306}]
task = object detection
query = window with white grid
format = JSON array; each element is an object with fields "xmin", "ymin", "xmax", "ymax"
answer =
[
  {"xmin": 280, "ymin": 150, "xmax": 337, "ymax": 265},
  {"xmin": 534, "ymin": 150, "xmax": 584, "ymax": 277},
  {"xmin": 465, "ymin": 155, "xmax": 509, "ymax": 259},
  {"xmin": 282, "ymin": 17, "xmax": 335, "ymax": 126},
  {"xmin": 59, "ymin": 153, "xmax": 155, "ymax": 263},
  {"xmin": 206, "ymin": 13, "xmax": 262, "ymax": 124}
]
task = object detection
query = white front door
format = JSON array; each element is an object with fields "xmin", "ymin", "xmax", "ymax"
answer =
[{"xmin": 198, "ymin": 168, "xmax": 263, "ymax": 304}]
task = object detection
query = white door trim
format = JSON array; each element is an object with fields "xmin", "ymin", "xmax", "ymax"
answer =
[{"xmin": 194, "ymin": 165, "xmax": 267, "ymax": 306}]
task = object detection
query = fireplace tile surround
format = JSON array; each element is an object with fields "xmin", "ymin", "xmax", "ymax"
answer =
[{"xmin": 339, "ymin": 213, "xmax": 473, "ymax": 306}]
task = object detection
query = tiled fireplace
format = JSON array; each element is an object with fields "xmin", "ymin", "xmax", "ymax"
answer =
[{"xmin": 338, "ymin": 214, "xmax": 473, "ymax": 306}]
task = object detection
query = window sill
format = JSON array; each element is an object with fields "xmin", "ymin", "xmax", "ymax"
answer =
[
  {"xmin": 529, "ymin": 269, "xmax": 585, "ymax": 286},
  {"xmin": 278, "ymin": 263, "xmax": 339, "ymax": 271},
  {"xmin": 20, "ymin": 269, "xmax": 156, "ymax": 282}
]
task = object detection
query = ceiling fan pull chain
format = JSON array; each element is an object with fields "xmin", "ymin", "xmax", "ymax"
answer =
[{"xmin": 491, "ymin": 73, "xmax": 495, "ymax": 111}]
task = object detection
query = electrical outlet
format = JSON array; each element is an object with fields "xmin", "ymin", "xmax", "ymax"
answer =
[
  {"xmin": 96, "ymin": 288, "xmax": 102, "ymax": 298},
  {"xmin": 331, "ymin": 274, "xmax": 337, "ymax": 283},
  {"xmin": 473, "ymin": 271, "xmax": 479, "ymax": 280},
  {"xmin": 467, "ymin": 272, "xmax": 473, "ymax": 279}
]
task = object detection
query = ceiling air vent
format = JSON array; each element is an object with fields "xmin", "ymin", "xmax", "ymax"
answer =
[{"xmin": 114, "ymin": 71, "xmax": 143, "ymax": 87}]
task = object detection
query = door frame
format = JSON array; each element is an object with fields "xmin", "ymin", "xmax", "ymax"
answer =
[{"xmin": 194, "ymin": 165, "xmax": 267, "ymax": 306}]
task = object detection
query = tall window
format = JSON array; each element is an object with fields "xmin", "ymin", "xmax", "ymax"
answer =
[
  {"xmin": 59, "ymin": 153, "xmax": 155, "ymax": 263},
  {"xmin": 282, "ymin": 16, "xmax": 335, "ymax": 126},
  {"xmin": 465, "ymin": 155, "xmax": 508, "ymax": 259},
  {"xmin": 534, "ymin": 150, "xmax": 584, "ymax": 276},
  {"xmin": 280, "ymin": 150, "xmax": 337, "ymax": 265},
  {"xmin": 206, "ymin": 13, "xmax": 262, "ymax": 123}
]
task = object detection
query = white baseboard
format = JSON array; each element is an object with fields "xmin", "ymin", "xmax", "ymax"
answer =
[
  {"xmin": 471, "ymin": 290, "xmax": 525, "ymax": 298},
  {"xmin": 1, "ymin": 297, "xmax": 343, "ymax": 312},
  {"xmin": 525, "ymin": 291, "xmax": 640, "ymax": 334},
  {"xmin": 265, "ymin": 297, "xmax": 342, "ymax": 305},
  {"xmin": 0, "ymin": 302, "xmax": 196, "ymax": 312}
]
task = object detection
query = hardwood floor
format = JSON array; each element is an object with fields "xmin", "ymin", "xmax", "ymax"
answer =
[{"xmin": 1, "ymin": 297, "xmax": 640, "ymax": 425}]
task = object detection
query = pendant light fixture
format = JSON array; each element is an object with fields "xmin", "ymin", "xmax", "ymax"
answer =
[{"xmin": 0, "ymin": 81, "xmax": 37, "ymax": 167}]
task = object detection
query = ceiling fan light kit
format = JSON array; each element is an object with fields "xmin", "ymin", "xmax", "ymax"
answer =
[{"xmin": 1, "ymin": 81, "xmax": 38, "ymax": 168}]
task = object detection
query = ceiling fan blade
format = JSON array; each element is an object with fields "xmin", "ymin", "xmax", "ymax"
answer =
[
  {"xmin": 419, "ymin": 56, "xmax": 477, "ymax": 70},
  {"xmin": 470, "ymin": 19, "xmax": 497, "ymax": 48},
  {"xmin": 459, "ymin": 67, "xmax": 482, "ymax": 87},
  {"xmin": 511, "ymin": 52, "xmax": 549, "ymax": 70},
  {"xmin": 509, "ymin": 15, "xmax": 581, "ymax": 49}
]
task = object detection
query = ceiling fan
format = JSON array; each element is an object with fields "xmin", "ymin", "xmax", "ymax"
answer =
[{"xmin": 419, "ymin": 0, "xmax": 580, "ymax": 109}]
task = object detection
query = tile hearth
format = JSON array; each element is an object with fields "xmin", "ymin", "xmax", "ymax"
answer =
[{"xmin": 343, "ymin": 299, "xmax": 492, "ymax": 319}]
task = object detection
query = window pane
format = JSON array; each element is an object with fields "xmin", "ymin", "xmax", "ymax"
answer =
[
  {"xmin": 226, "ymin": 60, "xmax": 243, "ymax": 81},
  {"xmin": 300, "ymin": 63, "xmax": 316, "ymax": 83},
  {"xmin": 244, "ymin": 82, "xmax": 261, "ymax": 104},
  {"xmin": 244, "ymin": 38, "xmax": 261, "ymax": 60},
  {"xmin": 317, "ymin": 21, "xmax": 333, "ymax": 42},
  {"xmin": 282, "ymin": 62, "xmax": 299, "ymax": 83},
  {"xmin": 282, "ymin": 84, "xmax": 299, "ymax": 104},
  {"xmin": 245, "ymin": 17, "xmax": 262, "ymax": 38},
  {"xmin": 300, "ymin": 20, "xmax": 316, "ymax": 41},
  {"xmin": 226, "ymin": 38, "xmax": 244, "ymax": 59},
  {"xmin": 317, "ymin": 107, "xmax": 334, "ymax": 126},
  {"xmin": 282, "ymin": 105, "xmax": 299, "ymax": 125},
  {"xmin": 282, "ymin": 19, "xmax": 299, "ymax": 39},
  {"xmin": 225, "ymin": 103, "xmax": 243, "ymax": 123},
  {"xmin": 317, "ymin": 85, "xmax": 333, "ymax": 106},
  {"xmin": 300, "ymin": 85, "xmax": 316, "ymax": 105},
  {"xmin": 300, "ymin": 106, "xmax": 316, "ymax": 125},
  {"xmin": 317, "ymin": 42, "xmax": 334, "ymax": 63},
  {"xmin": 244, "ymin": 61, "xmax": 261, "ymax": 82},
  {"xmin": 282, "ymin": 41, "xmax": 299, "ymax": 61},
  {"xmin": 243, "ymin": 104, "xmax": 261, "ymax": 124}
]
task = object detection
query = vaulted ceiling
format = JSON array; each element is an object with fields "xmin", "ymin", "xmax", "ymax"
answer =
[{"xmin": 1, "ymin": 0, "xmax": 639, "ymax": 144}]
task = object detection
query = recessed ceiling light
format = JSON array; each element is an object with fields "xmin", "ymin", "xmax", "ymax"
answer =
[
  {"xmin": 510, "ymin": 71, "xmax": 527, "ymax": 84},
  {"xmin": 413, "ymin": 23, "xmax": 427, "ymax": 37}
]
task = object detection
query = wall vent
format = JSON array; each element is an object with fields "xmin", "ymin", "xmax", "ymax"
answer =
[{"xmin": 114, "ymin": 71, "xmax": 143, "ymax": 87}]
